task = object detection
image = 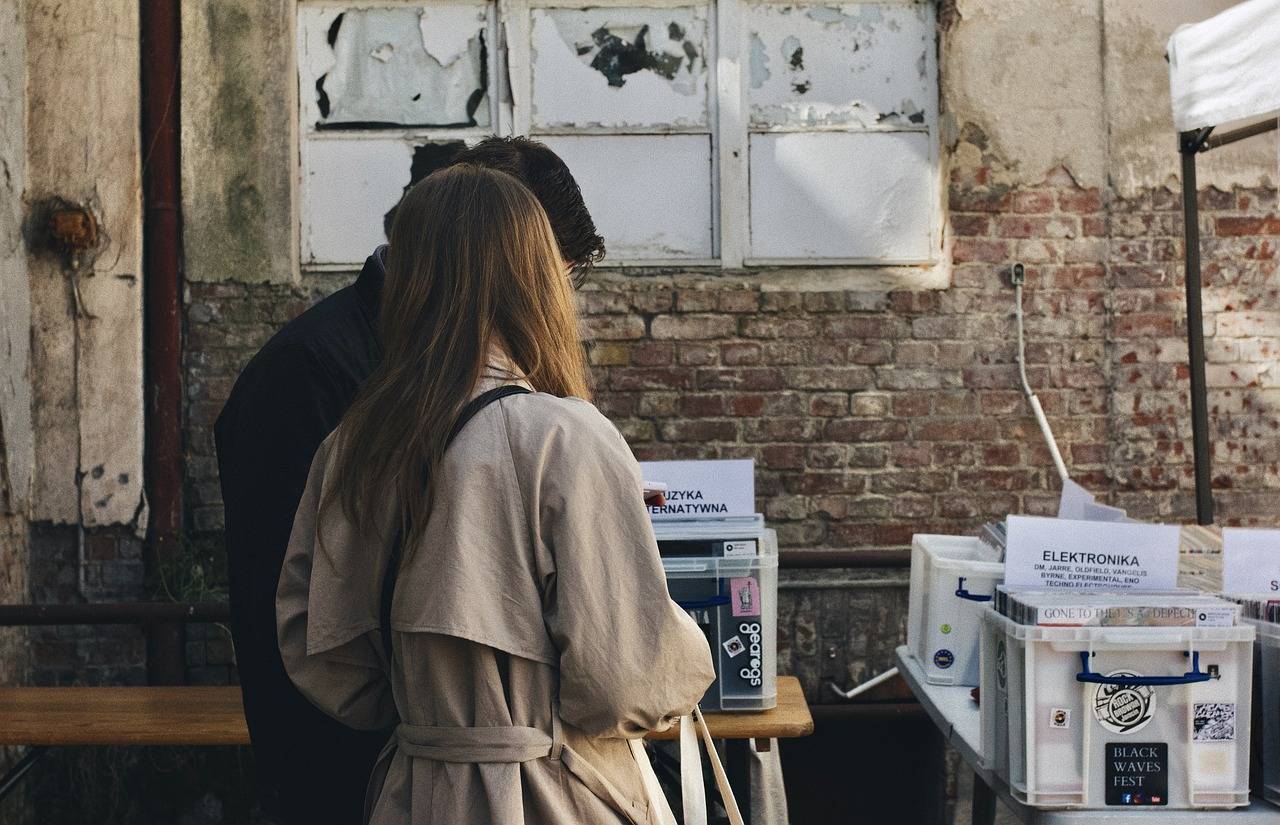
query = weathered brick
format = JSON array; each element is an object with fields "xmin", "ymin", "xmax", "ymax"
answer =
[
  {"xmin": 581, "ymin": 314, "xmax": 645, "ymax": 340},
  {"xmin": 650, "ymin": 314, "xmax": 736, "ymax": 339}
]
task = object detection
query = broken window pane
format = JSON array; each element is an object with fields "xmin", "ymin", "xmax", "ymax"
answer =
[
  {"xmin": 298, "ymin": 4, "xmax": 490, "ymax": 129},
  {"xmin": 531, "ymin": 6, "xmax": 709, "ymax": 129},
  {"xmin": 746, "ymin": 2, "xmax": 935, "ymax": 128},
  {"xmin": 540, "ymin": 135, "xmax": 713, "ymax": 259},
  {"xmin": 748, "ymin": 132, "xmax": 933, "ymax": 260},
  {"xmin": 301, "ymin": 139, "xmax": 467, "ymax": 265}
]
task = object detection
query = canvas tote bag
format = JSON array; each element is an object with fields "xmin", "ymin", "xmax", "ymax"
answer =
[{"xmin": 629, "ymin": 707, "xmax": 746, "ymax": 825}]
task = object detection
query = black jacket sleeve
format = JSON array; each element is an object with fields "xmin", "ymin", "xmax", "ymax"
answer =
[{"xmin": 215, "ymin": 343, "xmax": 387, "ymax": 825}]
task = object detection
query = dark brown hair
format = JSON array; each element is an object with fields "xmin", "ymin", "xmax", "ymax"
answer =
[{"xmin": 452, "ymin": 136, "xmax": 606, "ymax": 284}]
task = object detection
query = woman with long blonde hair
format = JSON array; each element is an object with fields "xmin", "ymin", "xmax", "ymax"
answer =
[{"xmin": 276, "ymin": 164, "xmax": 713, "ymax": 824}]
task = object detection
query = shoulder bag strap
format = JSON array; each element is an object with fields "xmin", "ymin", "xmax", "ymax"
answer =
[{"xmin": 378, "ymin": 385, "xmax": 532, "ymax": 661}]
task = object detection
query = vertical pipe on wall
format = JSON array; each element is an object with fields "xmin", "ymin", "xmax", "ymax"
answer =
[
  {"xmin": 140, "ymin": 0, "xmax": 185, "ymax": 684},
  {"xmin": 1178, "ymin": 132, "xmax": 1213, "ymax": 526}
]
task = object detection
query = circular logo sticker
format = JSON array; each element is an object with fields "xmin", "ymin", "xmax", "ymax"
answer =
[
  {"xmin": 933, "ymin": 649, "xmax": 955, "ymax": 669},
  {"xmin": 1093, "ymin": 672, "xmax": 1155, "ymax": 735},
  {"xmin": 940, "ymin": 623, "xmax": 953, "ymax": 635}
]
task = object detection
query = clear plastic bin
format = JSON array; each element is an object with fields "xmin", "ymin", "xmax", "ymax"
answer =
[
  {"xmin": 981, "ymin": 607, "xmax": 1255, "ymax": 809},
  {"xmin": 655, "ymin": 517, "xmax": 778, "ymax": 711},
  {"xmin": 908, "ymin": 534, "xmax": 1004, "ymax": 686}
]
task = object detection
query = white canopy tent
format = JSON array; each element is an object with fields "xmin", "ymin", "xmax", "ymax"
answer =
[{"xmin": 1165, "ymin": 0, "xmax": 1280, "ymax": 525}]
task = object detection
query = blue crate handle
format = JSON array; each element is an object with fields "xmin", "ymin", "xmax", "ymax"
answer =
[
  {"xmin": 954, "ymin": 576, "xmax": 993, "ymax": 602},
  {"xmin": 1075, "ymin": 651, "xmax": 1212, "ymax": 686}
]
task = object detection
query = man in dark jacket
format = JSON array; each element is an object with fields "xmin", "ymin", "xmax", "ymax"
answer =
[{"xmin": 214, "ymin": 137, "xmax": 605, "ymax": 825}]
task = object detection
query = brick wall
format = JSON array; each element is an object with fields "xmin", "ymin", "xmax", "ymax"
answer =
[{"xmin": 183, "ymin": 170, "xmax": 1280, "ymax": 697}]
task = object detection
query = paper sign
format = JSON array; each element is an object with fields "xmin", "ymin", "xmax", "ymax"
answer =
[
  {"xmin": 1005, "ymin": 515, "xmax": 1180, "ymax": 590},
  {"xmin": 1058, "ymin": 480, "xmax": 1127, "ymax": 522},
  {"xmin": 1222, "ymin": 528, "xmax": 1280, "ymax": 595},
  {"xmin": 639, "ymin": 459, "xmax": 754, "ymax": 520}
]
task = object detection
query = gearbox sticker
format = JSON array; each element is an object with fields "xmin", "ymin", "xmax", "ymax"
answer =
[{"xmin": 1093, "ymin": 672, "xmax": 1155, "ymax": 735}]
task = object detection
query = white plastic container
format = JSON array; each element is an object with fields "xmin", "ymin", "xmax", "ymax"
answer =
[
  {"xmin": 982, "ymin": 608, "xmax": 1255, "ymax": 809},
  {"xmin": 654, "ymin": 517, "xmax": 778, "ymax": 711},
  {"xmin": 908, "ymin": 534, "xmax": 1004, "ymax": 686},
  {"xmin": 1248, "ymin": 617, "xmax": 1280, "ymax": 807}
]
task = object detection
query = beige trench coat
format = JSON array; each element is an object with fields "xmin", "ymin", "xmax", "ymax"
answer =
[{"xmin": 277, "ymin": 376, "xmax": 715, "ymax": 825}]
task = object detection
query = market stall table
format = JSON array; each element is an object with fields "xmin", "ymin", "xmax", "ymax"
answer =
[
  {"xmin": 0, "ymin": 675, "xmax": 813, "ymax": 813},
  {"xmin": 895, "ymin": 646, "xmax": 1280, "ymax": 825}
]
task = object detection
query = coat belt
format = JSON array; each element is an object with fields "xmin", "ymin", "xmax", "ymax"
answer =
[{"xmin": 393, "ymin": 722, "xmax": 560, "ymax": 763}]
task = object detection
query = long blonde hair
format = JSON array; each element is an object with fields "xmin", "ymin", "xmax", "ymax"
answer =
[{"xmin": 325, "ymin": 164, "xmax": 592, "ymax": 554}]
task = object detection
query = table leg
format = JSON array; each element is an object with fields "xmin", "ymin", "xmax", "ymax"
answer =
[
  {"xmin": 726, "ymin": 738, "xmax": 753, "ymax": 824},
  {"xmin": 971, "ymin": 770, "xmax": 996, "ymax": 825}
]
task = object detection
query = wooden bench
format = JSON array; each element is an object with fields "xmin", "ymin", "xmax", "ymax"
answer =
[{"xmin": 0, "ymin": 675, "xmax": 811, "ymax": 747}]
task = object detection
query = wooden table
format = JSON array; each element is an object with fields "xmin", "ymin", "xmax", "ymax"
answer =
[
  {"xmin": 0, "ymin": 676, "xmax": 812, "ymax": 816},
  {"xmin": 0, "ymin": 676, "xmax": 811, "ymax": 747}
]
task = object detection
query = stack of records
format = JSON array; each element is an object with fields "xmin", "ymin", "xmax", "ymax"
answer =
[
  {"xmin": 993, "ymin": 587, "xmax": 1240, "ymax": 627},
  {"xmin": 1222, "ymin": 593, "xmax": 1280, "ymax": 624}
]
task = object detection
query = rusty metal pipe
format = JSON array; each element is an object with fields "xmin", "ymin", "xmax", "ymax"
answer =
[{"xmin": 140, "ymin": 0, "xmax": 185, "ymax": 683}]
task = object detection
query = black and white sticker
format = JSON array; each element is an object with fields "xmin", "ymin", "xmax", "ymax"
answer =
[
  {"xmin": 1093, "ymin": 673, "xmax": 1155, "ymax": 735},
  {"xmin": 1192, "ymin": 702, "xmax": 1236, "ymax": 741},
  {"xmin": 1049, "ymin": 708, "xmax": 1071, "ymax": 729},
  {"xmin": 722, "ymin": 540, "xmax": 758, "ymax": 558},
  {"xmin": 722, "ymin": 635, "xmax": 746, "ymax": 658}
]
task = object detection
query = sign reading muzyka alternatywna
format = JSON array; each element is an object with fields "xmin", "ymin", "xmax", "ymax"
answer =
[
  {"xmin": 639, "ymin": 459, "xmax": 755, "ymax": 520},
  {"xmin": 1004, "ymin": 516, "xmax": 1180, "ymax": 590},
  {"xmin": 1222, "ymin": 527, "xmax": 1280, "ymax": 594}
]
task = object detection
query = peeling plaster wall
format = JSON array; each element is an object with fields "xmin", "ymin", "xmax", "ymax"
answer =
[
  {"xmin": 1103, "ymin": 0, "xmax": 1276, "ymax": 197},
  {"xmin": 1, "ymin": 0, "xmax": 32, "ymax": 516},
  {"xmin": 747, "ymin": 3, "xmax": 935, "ymax": 129},
  {"xmin": 25, "ymin": 0, "xmax": 144, "ymax": 528},
  {"xmin": 943, "ymin": 0, "xmax": 1108, "ymax": 189},
  {"xmin": 530, "ymin": 7, "xmax": 709, "ymax": 129},
  {"xmin": 0, "ymin": 0, "xmax": 30, "ymax": 693},
  {"xmin": 944, "ymin": 0, "xmax": 1276, "ymax": 193},
  {"xmin": 182, "ymin": 0, "xmax": 297, "ymax": 284},
  {"xmin": 299, "ymin": 5, "xmax": 491, "ymax": 129}
]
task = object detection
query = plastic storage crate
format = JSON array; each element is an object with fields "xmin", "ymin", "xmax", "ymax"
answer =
[
  {"xmin": 981, "ymin": 607, "xmax": 1255, "ymax": 809},
  {"xmin": 655, "ymin": 517, "xmax": 778, "ymax": 711},
  {"xmin": 907, "ymin": 534, "xmax": 1003, "ymax": 686},
  {"xmin": 1248, "ymin": 617, "xmax": 1280, "ymax": 807}
]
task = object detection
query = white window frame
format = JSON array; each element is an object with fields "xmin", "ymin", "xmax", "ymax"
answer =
[{"xmin": 296, "ymin": 0, "xmax": 942, "ymax": 277}]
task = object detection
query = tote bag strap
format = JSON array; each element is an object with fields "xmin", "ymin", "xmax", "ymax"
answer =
[
  {"xmin": 690, "ymin": 707, "xmax": 746, "ymax": 825},
  {"xmin": 378, "ymin": 385, "xmax": 532, "ymax": 661},
  {"xmin": 632, "ymin": 709, "xmax": 746, "ymax": 825}
]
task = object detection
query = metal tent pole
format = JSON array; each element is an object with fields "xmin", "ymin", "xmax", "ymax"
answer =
[{"xmin": 1179, "ymin": 129, "xmax": 1214, "ymax": 526}]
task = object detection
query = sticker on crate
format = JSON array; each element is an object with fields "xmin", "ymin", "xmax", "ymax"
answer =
[
  {"xmin": 1192, "ymin": 702, "xmax": 1236, "ymax": 742},
  {"xmin": 737, "ymin": 621, "xmax": 763, "ymax": 686},
  {"xmin": 932, "ymin": 649, "xmax": 954, "ymax": 669},
  {"xmin": 730, "ymin": 576, "xmax": 760, "ymax": 617},
  {"xmin": 722, "ymin": 635, "xmax": 745, "ymax": 658},
  {"xmin": 1049, "ymin": 708, "xmax": 1071, "ymax": 729},
  {"xmin": 1105, "ymin": 743, "xmax": 1168, "ymax": 806},
  {"xmin": 1093, "ymin": 675, "xmax": 1155, "ymax": 734}
]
